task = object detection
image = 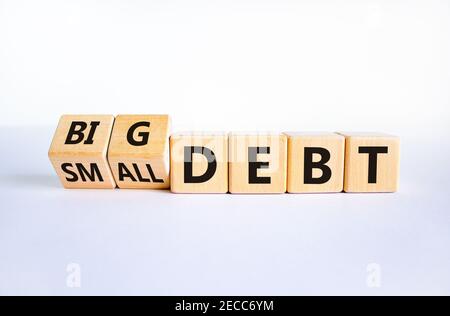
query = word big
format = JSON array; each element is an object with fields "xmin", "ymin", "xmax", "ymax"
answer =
[{"xmin": 48, "ymin": 115, "xmax": 400, "ymax": 193}]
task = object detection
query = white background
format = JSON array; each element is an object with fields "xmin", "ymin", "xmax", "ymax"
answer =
[{"xmin": 0, "ymin": 0, "xmax": 449, "ymax": 295}]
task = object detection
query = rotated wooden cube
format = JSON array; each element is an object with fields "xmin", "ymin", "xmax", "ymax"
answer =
[
  {"xmin": 107, "ymin": 115, "xmax": 170, "ymax": 189},
  {"xmin": 285, "ymin": 132, "xmax": 345, "ymax": 193},
  {"xmin": 48, "ymin": 115, "xmax": 116, "ymax": 189},
  {"xmin": 229, "ymin": 133, "xmax": 287, "ymax": 194},
  {"xmin": 170, "ymin": 132, "xmax": 228, "ymax": 193},
  {"xmin": 340, "ymin": 132, "xmax": 400, "ymax": 192}
]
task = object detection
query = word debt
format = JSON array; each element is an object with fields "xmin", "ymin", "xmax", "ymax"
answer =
[{"xmin": 48, "ymin": 115, "xmax": 400, "ymax": 193}]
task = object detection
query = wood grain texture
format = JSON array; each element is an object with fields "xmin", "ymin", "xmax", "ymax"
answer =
[
  {"xmin": 48, "ymin": 114, "xmax": 116, "ymax": 189},
  {"xmin": 229, "ymin": 133, "xmax": 287, "ymax": 194},
  {"xmin": 285, "ymin": 132, "xmax": 344, "ymax": 193},
  {"xmin": 339, "ymin": 132, "xmax": 400, "ymax": 192},
  {"xmin": 170, "ymin": 132, "xmax": 228, "ymax": 193},
  {"xmin": 107, "ymin": 115, "xmax": 170, "ymax": 189}
]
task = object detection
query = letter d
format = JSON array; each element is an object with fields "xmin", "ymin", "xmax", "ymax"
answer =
[{"xmin": 184, "ymin": 146, "xmax": 217, "ymax": 183}]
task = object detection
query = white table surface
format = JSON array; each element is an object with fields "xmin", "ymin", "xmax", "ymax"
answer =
[{"xmin": 0, "ymin": 127, "xmax": 449, "ymax": 295}]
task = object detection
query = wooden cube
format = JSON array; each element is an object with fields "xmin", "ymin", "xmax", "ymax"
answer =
[
  {"xmin": 107, "ymin": 115, "xmax": 170, "ymax": 189},
  {"xmin": 48, "ymin": 115, "xmax": 116, "ymax": 189},
  {"xmin": 229, "ymin": 133, "xmax": 287, "ymax": 194},
  {"xmin": 285, "ymin": 132, "xmax": 345, "ymax": 193},
  {"xmin": 170, "ymin": 132, "xmax": 228, "ymax": 193},
  {"xmin": 340, "ymin": 132, "xmax": 400, "ymax": 192}
]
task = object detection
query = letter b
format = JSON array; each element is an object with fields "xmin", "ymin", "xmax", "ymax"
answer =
[{"xmin": 304, "ymin": 147, "xmax": 332, "ymax": 184}]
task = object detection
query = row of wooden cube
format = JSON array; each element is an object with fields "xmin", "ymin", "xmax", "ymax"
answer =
[{"xmin": 48, "ymin": 115, "xmax": 400, "ymax": 193}]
